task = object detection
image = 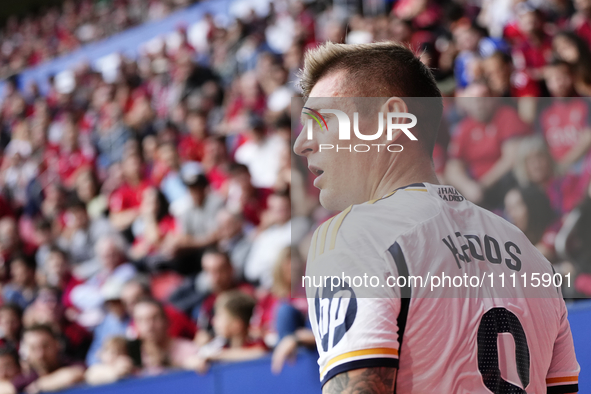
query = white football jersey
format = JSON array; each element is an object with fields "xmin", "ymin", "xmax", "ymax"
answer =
[{"xmin": 306, "ymin": 183, "xmax": 579, "ymax": 394}]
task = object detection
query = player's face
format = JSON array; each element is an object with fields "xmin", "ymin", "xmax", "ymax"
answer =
[{"xmin": 293, "ymin": 73, "xmax": 385, "ymax": 211}]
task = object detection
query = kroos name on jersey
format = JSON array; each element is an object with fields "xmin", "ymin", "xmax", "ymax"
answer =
[{"xmin": 442, "ymin": 231, "xmax": 522, "ymax": 272}]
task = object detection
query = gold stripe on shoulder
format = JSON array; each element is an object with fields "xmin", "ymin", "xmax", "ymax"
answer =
[
  {"xmin": 317, "ymin": 216, "xmax": 335, "ymax": 257},
  {"xmin": 368, "ymin": 190, "xmax": 397, "ymax": 205},
  {"xmin": 329, "ymin": 205, "xmax": 352, "ymax": 250},
  {"xmin": 309, "ymin": 227, "xmax": 319, "ymax": 261},
  {"xmin": 404, "ymin": 188, "xmax": 428, "ymax": 192}
]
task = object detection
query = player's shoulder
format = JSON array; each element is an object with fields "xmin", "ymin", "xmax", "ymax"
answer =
[{"xmin": 310, "ymin": 183, "xmax": 441, "ymax": 259}]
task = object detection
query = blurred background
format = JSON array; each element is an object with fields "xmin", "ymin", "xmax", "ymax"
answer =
[{"xmin": 0, "ymin": 0, "xmax": 590, "ymax": 393}]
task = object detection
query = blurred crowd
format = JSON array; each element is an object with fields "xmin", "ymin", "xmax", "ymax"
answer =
[
  {"xmin": 0, "ymin": 0, "xmax": 589, "ymax": 392},
  {"xmin": 0, "ymin": 0, "xmax": 197, "ymax": 79}
]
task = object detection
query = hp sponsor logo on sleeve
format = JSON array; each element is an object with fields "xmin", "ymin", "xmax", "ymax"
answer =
[{"xmin": 315, "ymin": 283, "xmax": 357, "ymax": 352}]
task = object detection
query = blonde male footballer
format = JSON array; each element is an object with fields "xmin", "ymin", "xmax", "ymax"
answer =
[{"xmin": 293, "ymin": 41, "xmax": 579, "ymax": 394}]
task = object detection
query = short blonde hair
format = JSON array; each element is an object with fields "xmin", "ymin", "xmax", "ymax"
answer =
[
  {"xmin": 299, "ymin": 41, "xmax": 443, "ymax": 154},
  {"xmin": 300, "ymin": 41, "xmax": 440, "ymax": 99}
]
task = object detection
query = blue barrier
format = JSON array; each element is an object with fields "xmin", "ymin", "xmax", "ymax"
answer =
[
  {"xmin": 53, "ymin": 300, "xmax": 590, "ymax": 394},
  {"xmin": 11, "ymin": 0, "xmax": 233, "ymax": 94},
  {"xmin": 58, "ymin": 350, "xmax": 322, "ymax": 394}
]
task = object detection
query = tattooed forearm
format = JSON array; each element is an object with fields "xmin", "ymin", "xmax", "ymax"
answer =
[{"xmin": 323, "ymin": 367, "xmax": 397, "ymax": 394}]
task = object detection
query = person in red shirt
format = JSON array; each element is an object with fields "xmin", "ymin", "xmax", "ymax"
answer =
[
  {"xmin": 511, "ymin": 4, "xmax": 553, "ymax": 81},
  {"xmin": 571, "ymin": 0, "xmax": 591, "ymax": 50},
  {"xmin": 51, "ymin": 117, "xmax": 94, "ymax": 188},
  {"xmin": 202, "ymin": 136, "xmax": 230, "ymax": 192},
  {"xmin": 108, "ymin": 154, "xmax": 151, "ymax": 232},
  {"xmin": 446, "ymin": 82, "xmax": 531, "ymax": 208},
  {"xmin": 178, "ymin": 110, "xmax": 207, "ymax": 163},
  {"xmin": 541, "ymin": 60, "xmax": 591, "ymax": 175},
  {"xmin": 120, "ymin": 279, "xmax": 196, "ymax": 341},
  {"xmin": 225, "ymin": 163, "xmax": 270, "ymax": 227}
]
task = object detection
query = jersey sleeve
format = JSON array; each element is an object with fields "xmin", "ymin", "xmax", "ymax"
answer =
[
  {"xmin": 306, "ymin": 248, "xmax": 401, "ymax": 387},
  {"xmin": 546, "ymin": 300, "xmax": 580, "ymax": 394}
]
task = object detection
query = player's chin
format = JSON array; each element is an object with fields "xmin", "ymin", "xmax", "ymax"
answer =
[{"xmin": 319, "ymin": 189, "xmax": 345, "ymax": 212}]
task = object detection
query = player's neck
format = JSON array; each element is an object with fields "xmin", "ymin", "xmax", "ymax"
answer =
[{"xmin": 370, "ymin": 155, "xmax": 439, "ymax": 200}]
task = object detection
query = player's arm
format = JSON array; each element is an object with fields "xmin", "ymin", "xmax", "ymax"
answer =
[
  {"xmin": 323, "ymin": 367, "xmax": 397, "ymax": 394},
  {"xmin": 546, "ymin": 298, "xmax": 580, "ymax": 394}
]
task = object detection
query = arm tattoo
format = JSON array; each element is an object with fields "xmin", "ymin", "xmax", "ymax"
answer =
[{"xmin": 323, "ymin": 367, "xmax": 396, "ymax": 394}]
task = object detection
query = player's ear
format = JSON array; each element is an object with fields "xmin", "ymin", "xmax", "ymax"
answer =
[
  {"xmin": 383, "ymin": 97, "xmax": 408, "ymax": 115},
  {"xmin": 381, "ymin": 97, "xmax": 412, "ymax": 145}
]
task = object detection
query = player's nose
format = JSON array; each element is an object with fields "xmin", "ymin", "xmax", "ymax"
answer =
[{"xmin": 293, "ymin": 127, "xmax": 317, "ymax": 157}]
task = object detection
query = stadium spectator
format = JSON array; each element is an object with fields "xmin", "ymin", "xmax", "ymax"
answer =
[
  {"xmin": 253, "ymin": 246, "xmax": 308, "ymax": 347},
  {"xmin": 84, "ymin": 280, "xmax": 129, "ymax": 366},
  {"xmin": 0, "ymin": 217, "xmax": 35, "ymax": 279},
  {"xmin": 128, "ymin": 298, "xmax": 198, "ymax": 369},
  {"xmin": 215, "ymin": 209, "xmax": 252, "ymax": 279},
  {"xmin": 513, "ymin": 135, "xmax": 589, "ymax": 214},
  {"xmin": 84, "ymin": 337, "xmax": 134, "ymax": 386},
  {"xmin": 234, "ymin": 116, "xmax": 284, "ymax": 189},
  {"xmin": 192, "ymin": 249, "xmax": 254, "ymax": 346},
  {"xmin": 179, "ymin": 110, "xmax": 208, "ymax": 163},
  {"xmin": 69, "ymin": 235, "xmax": 136, "ymax": 326},
  {"xmin": 452, "ymin": 20, "xmax": 485, "ymax": 90},
  {"xmin": 0, "ymin": 304, "xmax": 23, "ymax": 350},
  {"xmin": 32, "ymin": 219, "xmax": 55, "ymax": 270},
  {"xmin": 225, "ymin": 163, "xmax": 270, "ymax": 226},
  {"xmin": 446, "ymin": 83, "xmax": 531, "ymax": 208},
  {"xmin": 108, "ymin": 154, "xmax": 150, "ymax": 233},
  {"xmin": 552, "ymin": 31, "xmax": 591, "ymax": 95},
  {"xmin": 541, "ymin": 61, "xmax": 591, "ymax": 175},
  {"xmin": 129, "ymin": 187, "xmax": 176, "ymax": 261},
  {"xmin": 72, "ymin": 169, "xmax": 107, "ymax": 220},
  {"xmin": 572, "ymin": 0, "xmax": 591, "ymax": 49},
  {"xmin": 120, "ymin": 279, "xmax": 197, "ymax": 342},
  {"xmin": 511, "ymin": 3, "xmax": 553, "ymax": 81},
  {"xmin": 23, "ymin": 286, "xmax": 92, "ymax": 361},
  {"xmin": 481, "ymin": 51, "xmax": 541, "ymax": 97},
  {"xmin": 3, "ymin": 254, "xmax": 37, "ymax": 310},
  {"xmin": 185, "ymin": 290, "xmax": 266, "ymax": 374},
  {"xmin": 37, "ymin": 246, "xmax": 81, "ymax": 309},
  {"xmin": 244, "ymin": 191, "xmax": 292, "ymax": 288},
  {"xmin": 504, "ymin": 185, "xmax": 558, "ymax": 259},
  {"xmin": 0, "ymin": 347, "xmax": 20, "ymax": 394},
  {"xmin": 57, "ymin": 198, "xmax": 113, "ymax": 267},
  {"xmin": 12, "ymin": 325, "xmax": 85, "ymax": 393}
]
